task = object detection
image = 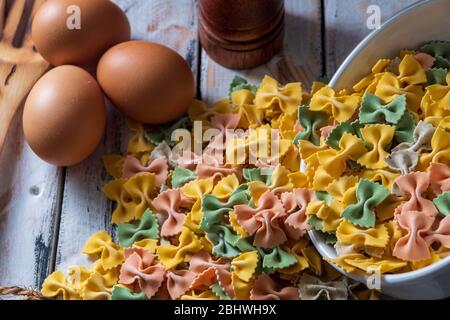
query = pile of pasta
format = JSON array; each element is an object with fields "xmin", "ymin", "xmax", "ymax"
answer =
[
  {"xmin": 294, "ymin": 40, "xmax": 450, "ymax": 274},
  {"xmin": 40, "ymin": 41, "xmax": 449, "ymax": 300}
]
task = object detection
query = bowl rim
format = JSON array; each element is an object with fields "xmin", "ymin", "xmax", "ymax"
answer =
[{"xmin": 317, "ymin": 0, "xmax": 450, "ymax": 285}]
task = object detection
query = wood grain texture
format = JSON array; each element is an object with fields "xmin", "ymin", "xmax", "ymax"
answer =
[
  {"xmin": 0, "ymin": 108, "xmax": 62, "ymax": 288},
  {"xmin": 0, "ymin": 0, "xmax": 58, "ymax": 289},
  {"xmin": 55, "ymin": 0, "xmax": 199, "ymax": 272},
  {"xmin": 324, "ymin": 0, "xmax": 419, "ymax": 75},
  {"xmin": 200, "ymin": 0, "xmax": 323, "ymax": 105}
]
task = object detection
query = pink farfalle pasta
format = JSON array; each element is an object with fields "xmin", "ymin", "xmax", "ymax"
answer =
[
  {"xmin": 393, "ymin": 172, "xmax": 438, "ymax": 216},
  {"xmin": 428, "ymin": 163, "xmax": 450, "ymax": 195},
  {"xmin": 424, "ymin": 215, "xmax": 450, "ymax": 249},
  {"xmin": 166, "ymin": 269, "xmax": 196, "ymax": 300},
  {"xmin": 234, "ymin": 190, "xmax": 287, "ymax": 248},
  {"xmin": 119, "ymin": 248, "xmax": 166, "ymax": 299},
  {"xmin": 250, "ymin": 274, "xmax": 299, "ymax": 300},
  {"xmin": 281, "ymin": 188, "xmax": 315, "ymax": 239},
  {"xmin": 122, "ymin": 155, "xmax": 169, "ymax": 188},
  {"xmin": 152, "ymin": 189, "xmax": 194, "ymax": 237},
  {"xmin": 189, "ymin": 252, "xmax": 234, "ymax": 298}
]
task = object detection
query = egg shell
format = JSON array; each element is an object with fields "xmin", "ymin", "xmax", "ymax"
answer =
[
  {"xmin": 23, "ymin": 66, "xmax": 106, "ymax": 167},
  {"xmin": 97, "ymin": 40, "xmax": 195, "ymax": 124},
  {"xmin": 32, "ymin": 0, "xmax": 130, "ymax": 67}
]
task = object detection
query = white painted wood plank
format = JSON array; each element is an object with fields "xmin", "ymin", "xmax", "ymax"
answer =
[
  {"xmin": 55, "ymin": 0, "xmax": 199, "ymax": 271},
  {"xmin": 0, "ymin": 108, "xmax": 62, "ymax": 288},
  {"xmin": 200, "ymin": 0, "xmax": 323, "ymax": 105},
  {"xmin": 324, "ymin": 0, "xmax": 419, "ymax": 75}
]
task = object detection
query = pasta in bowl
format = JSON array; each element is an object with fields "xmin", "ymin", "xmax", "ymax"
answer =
[{"xmin": 307, "ymin": 0, "xmax": 450, "ymax": 300}]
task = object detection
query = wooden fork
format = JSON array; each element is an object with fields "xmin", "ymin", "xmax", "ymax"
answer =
[{"xmin": 0, "ymin": 0, "xmax": 49, "ymax": 153}]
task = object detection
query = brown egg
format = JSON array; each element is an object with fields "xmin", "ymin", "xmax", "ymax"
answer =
[
  {"xmin": 23, "ymin": 66, "xmax": 106, "ymax": 167},
  {"xmin": 97, "ymin": 41, "xmax": 195, "ymax": 124},
  {"xmin": 32, "ymin": 0, "xmax": 130, "ymax": 66}
]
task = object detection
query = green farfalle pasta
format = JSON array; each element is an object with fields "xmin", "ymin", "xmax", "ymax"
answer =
[
  {"xmin": 145, "ymin": 116, "xmax": 191, "ymax": 146},
  {"xmin": 229, "ymin": 76, "xmax": 258, "ymax": 100},
  {"xmin": 421, "ymin": 41, "xmax": 450, "ymax": 69},
  {"xmin": 426, "ymin": 68, "xmax": 449, "ymax": 85},
  {"xmin": 210, "ymin": 283, "xmax": 232, "ymax": 300},
  {"xmin": 307, "ymin": 215, "xmax": 324, "ymax": 231},
  {"xmin": 293, "ymin": 105, "xmax": 329, "ymax": 146},
  {"xmin": 394, "ymin": 111, "xmax": 416, "ymax": 144},
  {"xmin": 205, "ymin": 224, "xmax": 255, "ymax": 258},
  {"xmin": 359, "ymin": 94, "xmax": 406, "ymax": 125},
  {"xmin": 117, "ymin": 209, "xmax": 159, "ymax": 247},
  {"xmin": 111, "ymin": 286, "xmax": 148, "ymax": 300},
  {"xmin": 342, "ymin": 179, "xmax": 390, "ymax": 228},
  {"xmin": 325, "ymin": 120, "xmax": 363, "ymax": 149},
  {"xmin": 258, "ymin": 247, "xmax": 297, "ymax": 273},
  {"xmin": 243, "ymin": 168, "xmax": 273, "ymax": 185},
  {"xmin": 200, "ymin": 189, "xmax": 249, "ymax": 230},
  {"xmin": 171, "ymin": 167, "xmax": 197, "ymax": 188},
  {"xmin": 315, "ymin": 191, "xmax": 333, "ymax": 205},
  {"xmin": 318, "ymin": 231, "xmax": 337, "ymax": 245},
  {"xmin": 433, "ymin": 191, "xmax": 450, "ymax": 216}
]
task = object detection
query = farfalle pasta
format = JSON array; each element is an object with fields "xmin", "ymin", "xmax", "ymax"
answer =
[
  {"xmin": 294, "ymin": 40, "xmax": 450, "ymax": 276},
  {"xmin": 42, "ymin": 41, "xmax": 450, "ymax": 300}
]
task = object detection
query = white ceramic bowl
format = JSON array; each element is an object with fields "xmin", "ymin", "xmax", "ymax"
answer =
[{"xmin": 308, "ymin": 0, "xmax": 450, "ymax": 300}]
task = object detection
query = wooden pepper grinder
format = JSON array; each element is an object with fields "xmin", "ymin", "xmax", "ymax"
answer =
[{"xmin": 198, "ymin": 0, "xmax": 285, "ymax": 70}]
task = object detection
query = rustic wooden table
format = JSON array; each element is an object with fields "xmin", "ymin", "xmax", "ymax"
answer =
[{"xmin": 0, "ymin": 0, "xmax": 419, "ymax": 290}]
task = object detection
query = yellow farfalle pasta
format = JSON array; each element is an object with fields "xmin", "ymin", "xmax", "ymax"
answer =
[
  {"xmin": 102, "ymin": 173, "xmax": 156, "ymax": 224},
  {"xmin": 66, "ymin": 262, "xmax": 119, "ymax": 300},
  {"xmin": 336, "ymin": 220, "xmax": 390, "ymax": 249},
  {"xmin": 231, "ymin": 251, "xmax": 259, "ymax": 282},
  {"xmin": 297, "ymin": 139, "xmax": 329, "ymax": 160},
  {"xmin": 300, "ymin": 246, "xmax": 323, "ymax": 276},
  {"xmin": 180, "ymin": 290, "xmax": 219, "ymax": 300},
  {"xmin": 247, "ymin": 165, "xmax": 293, "ymax": 204},
  {"xmin": 232, "ymin": 273, "xmax": 252, "ymax": 300},
  {"xmin": 288, "ymin": 171, "xmax": 308, "ymax": 189},
  {"xmin": 181, "ymin": 178, "xmax": 214, "ymax": 232},
  {"xmin": 374, "ymin": 72, "xmax": 424, "ymax": 114},
  {"xmin": 376, "ymin": 194, "xmax": 404, "ymax": 222},
  {"xmin": 279, "ymin": 240, "xmax": 310, "ymax": 275},
  {"xmin": 80, "ymin": 271, "xmax": 113, "ymax": 300},
  {"xmin": 325, "ymin": 176, "xmax": 358, "ymax": 219},
  {"xmin": 359, "ymin": 169, "xmax": 400, "ymax": 192},
  {"xmin": 82, "ymin": 231, "xmax": 124, "ymax": 270},
  {"xmin": 231, "ymin": 90, "xmax": 265, "ymax": 129},
  {"xmin": 126, "ymin": 119, "xmax": 154, "ymax": 155},
  {"xmin": 212, "ymin": 174, "xmax": 240, "ymax": 200},
  {"xmin": 356, "ymin": 124, "xmax": 395, "ymax": 170},
  {"xmin": 318, "ymin": 133, "xmax": 367, "ymax": 177},
  {"xmin": 281, "ymin": 144, "xmax": 301, "ymax": 171},
  {"xmin": 417, "ymin": 126, "xmax": 450, "ymax": 170},
  {"xmin": 310, "ymin": 86, "xmax": 361, "ymax": 122},
  {"xmin": 409, "ymin": 250, "xmax": 441, "ymax": 271},
  {"xmin": 132, "ymin": 238, "xmax": 159, "ymax": 253},
  {"xmin": 229, "ymin": 210, "xmax": 249, "ymax": 238},
  {"xmin": 103, "ymin": 155, "xmax": 124, "ymax": 179},
  {"xmin": 255, "ymin": 75, "xmax": 302, "ymax": 117},
  {"xmin": 398, "ymin": 54, "xmax": 427, "ymax": 85},
  {"xmin": 41, "ymin": 271, "xmax": 81, "ymax": 300},
  {"xmin": 329, "ymin": 254, "xmax": 407, "ymax": 274},
  {"xmin": 157, "ymin": 227, "xmax": 203, "ymax": 269},
  {"xmin": 277, "ymin": 113, "xmax": 298, "ymax": 140},
  {"xmin": 188, "ymin": 99, "xmax": 233, "ymax": 126},
  {"xmin": 306, "ymin": 198, "xmax": 341, "ymax": 232},
  {"xmin": 420, "ymin": 80, "xmax": 450, "ymax": 118}
]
